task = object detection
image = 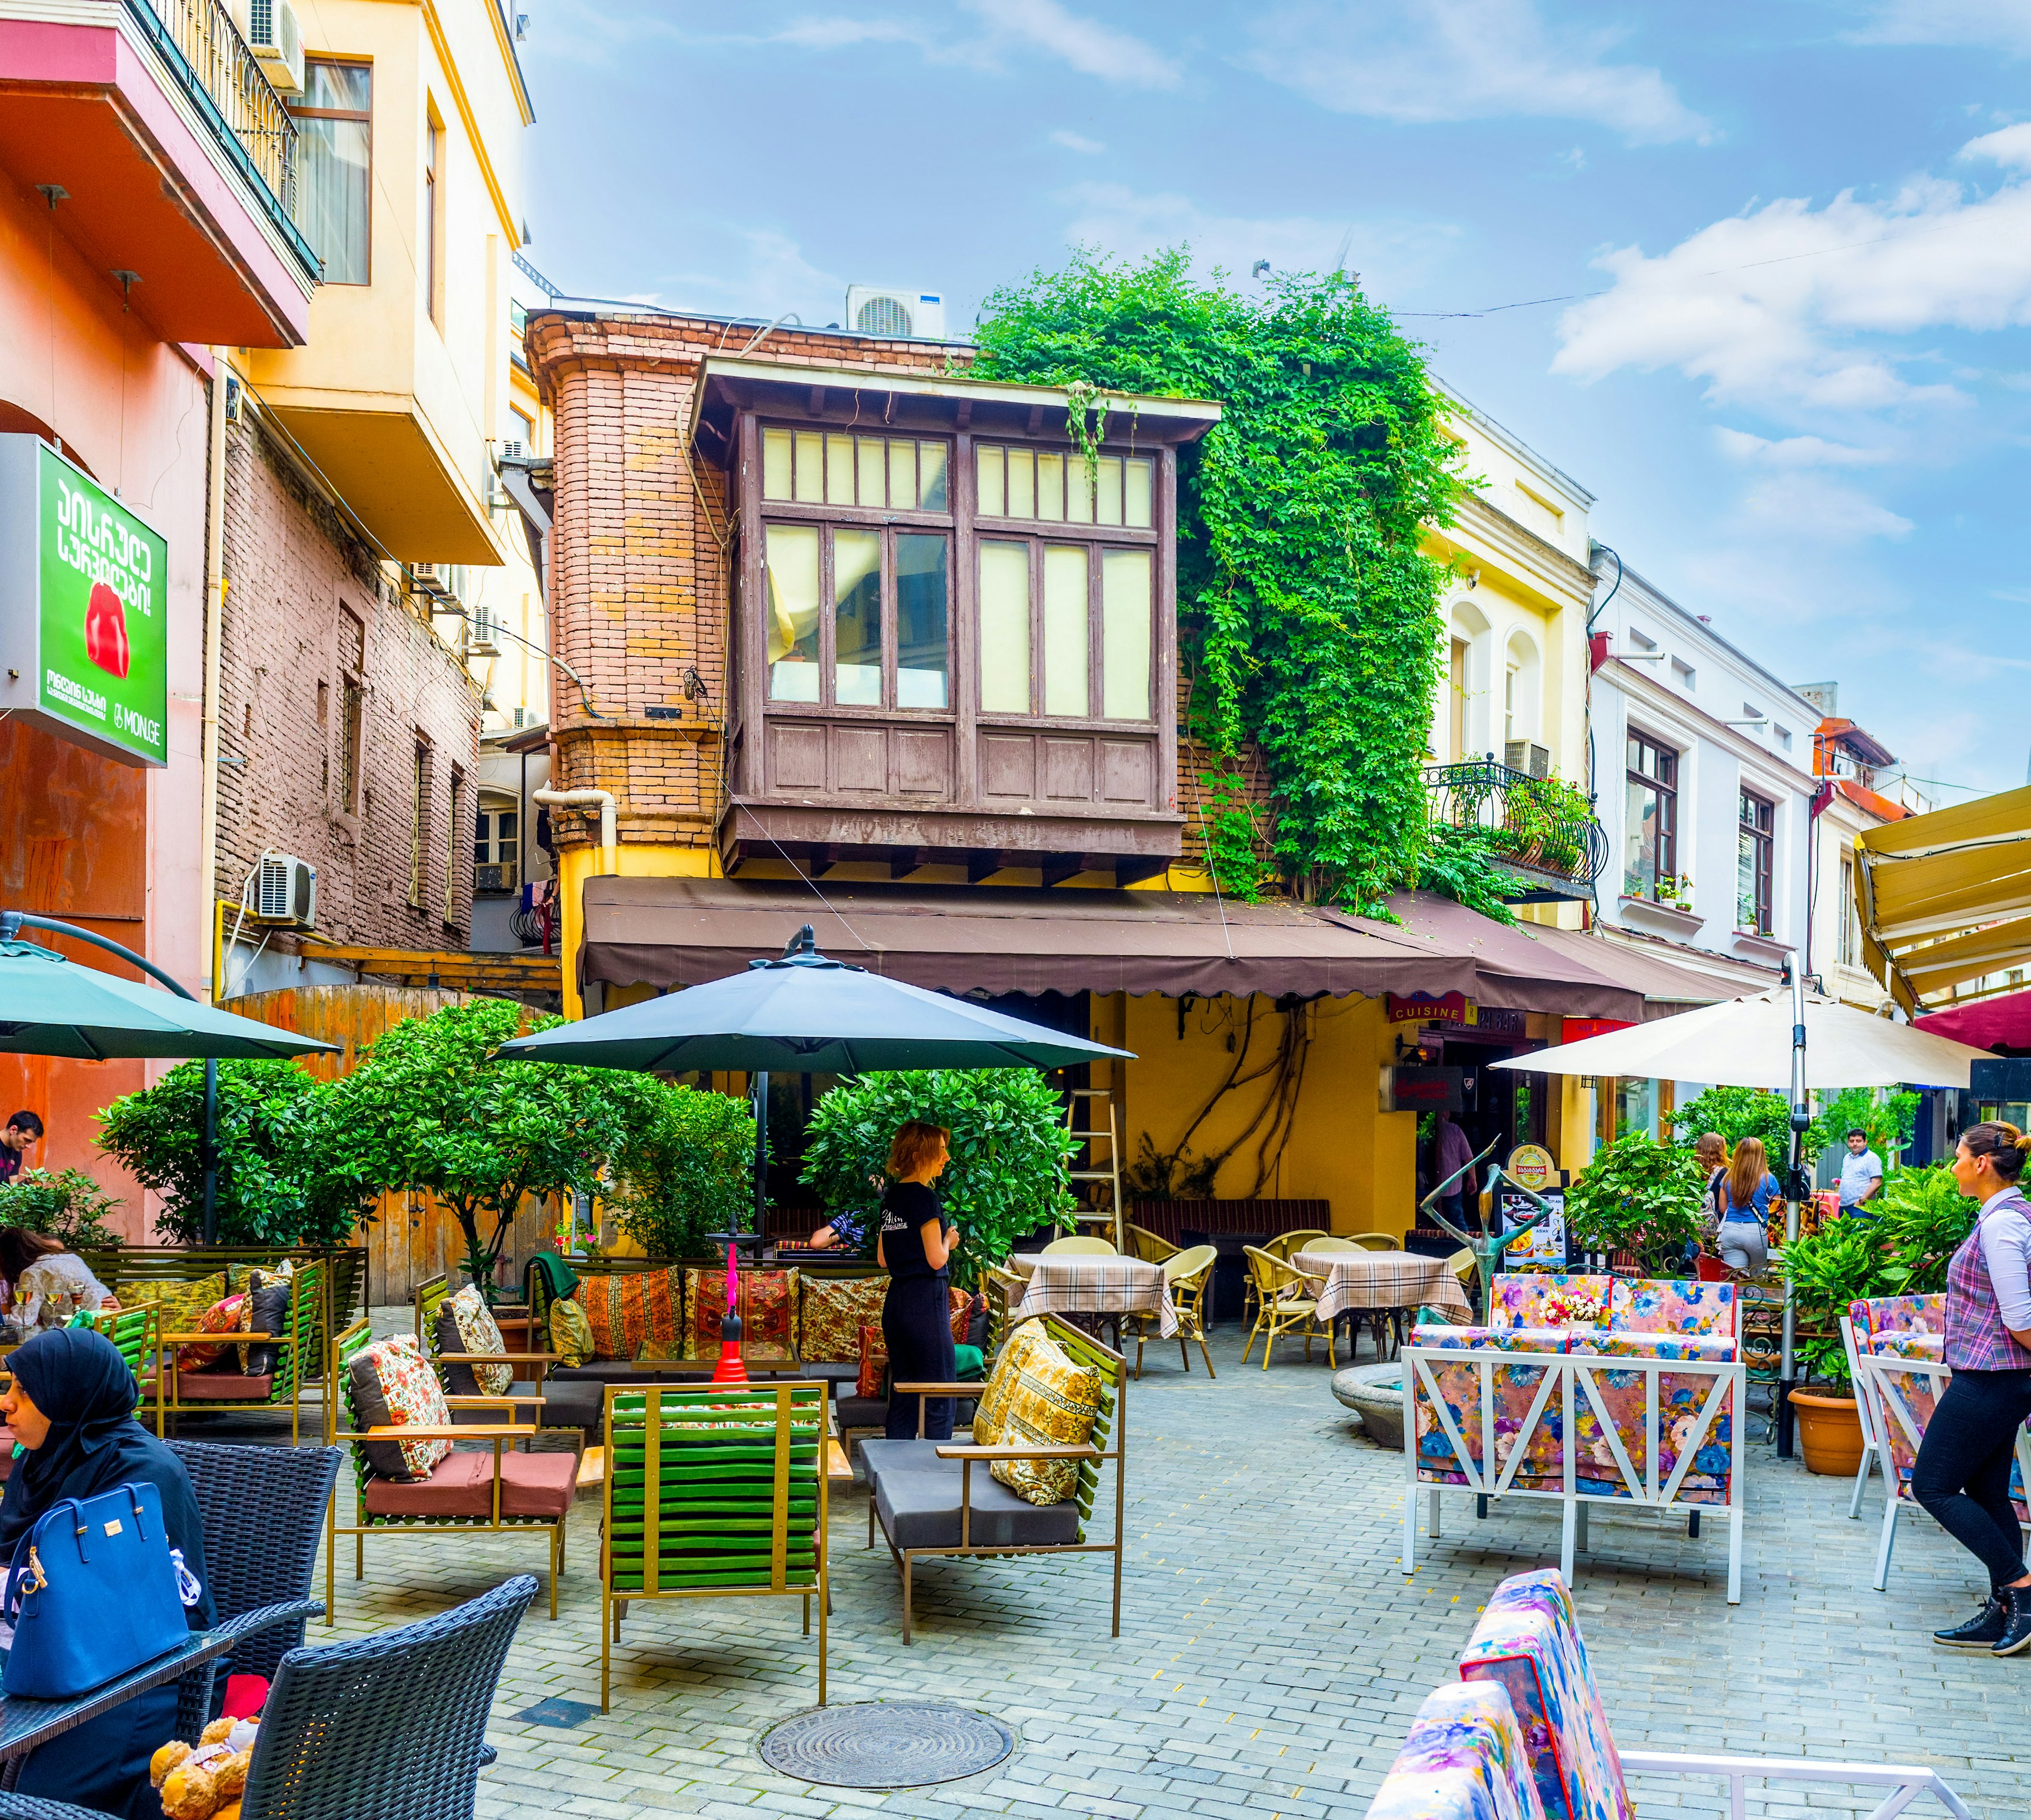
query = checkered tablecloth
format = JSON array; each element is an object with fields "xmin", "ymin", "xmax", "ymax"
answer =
[
  {"xmin": 1010, "ymin": 1255, "xmax": 1179, "ymax": 1338},
  {"xmin": 1290, "ymin": 1250, "xmax": 1472, "ymax": 1325}
]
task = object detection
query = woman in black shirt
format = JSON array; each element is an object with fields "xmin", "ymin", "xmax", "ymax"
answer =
[{"xmin": 878, "ymin": 1120, "xmax": 960, "ymax": 1440}]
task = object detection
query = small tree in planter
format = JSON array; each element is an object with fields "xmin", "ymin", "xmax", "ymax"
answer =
[
  {"xmin": 0, "ymin": 1168, "xmax": 124, "ymax": 1251},
  {"xmin": 607, "ymin": 1083, "xmax": 756, "ymax": 1259},
  {"xmin": 1667, "ymin": 1086, "xmax": 1797, "ymax": 1160},
  {"xmin": 1562, "ymin": 1133, "xmax": 1703, "ymax": 1276},
  {"xmin": 334, "ymin": 998, "xmax": 650, "ymax": 1303},
  {"xmin": 798, "ymin": 1069, "xmax": 1077, "ymax": 1289},
  {"xmin": 97, "ymin": 1059, "xmax": 372, "ymax": 1246}
]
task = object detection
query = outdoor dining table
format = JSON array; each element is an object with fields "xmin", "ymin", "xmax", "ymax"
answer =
[
  {"xmin": 1290, "ymin": 1249, "xmax": 1473, "ymax": 1328},
  {"xmin": 0, "ymin": 1628, "xmax": 236, "ymax": 1789},
  {"xmin": 1007, "ymin": 1254, "xmax": 1180, "ymax": 1340}
]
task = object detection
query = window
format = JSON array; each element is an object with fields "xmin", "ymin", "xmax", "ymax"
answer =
[
  {"xmin": 760, "ymin": 429, "xmax": 947, "ymax": 510},
  {"xmin": 1448, "ymin": 637, "xmax": 1467, "ymax": 761},
  {"xmin": 291, "ymin": 61, "xmax": 371, "ymax": 285},
  {"xmin": 1838, "ymin": 856, "xmax": 1858, "ymax": 967},
  {"xmin": 1623, "ymin": 732, "xmax": 1678, "ymax": 901},
  {"xmin": 764, "ymin": 523, "xmax": 949, "ymax": 710},
  {"xmin": 337, "ymin": 608, "xmax": 365, "ymax": 817},
  {"xmin": 971, "ymin": 541, "xmax": 1151, "ymax": 721},
  {"xmin": 409, "ymin": 743, "xmax": 428, "ymax": 909},
  {"xmin": 424, "ymin": 115, "xmax": 441, "ymax": 323},
  {"xmin": 509, "ymin": 405, "xmax": 535, "ymax": 456},
  {"xmin": 1737, "ymin": 791, "xmax": 1774, "ymax": 935},
  {"xmin": 474, "ymin": 801, "xmax": 520, "ymax": 892},
  {"xmin": 1504, "ymin": 662, "xmax": 1517, "ymax": 742},
  {"xmin": 316, "ymin": 681, "xmax": 330, "ymax": 795},
  {"xmin": 443, "ymin": 767, "xmax": 462, "ymax": 923},
  {"xmin": 976, "ymin": 444, "xmax": 1153, "ymax": 528},
  {"xmin": 1670, "ymin": 656, "xmax": 1697, "ymax": 690}
]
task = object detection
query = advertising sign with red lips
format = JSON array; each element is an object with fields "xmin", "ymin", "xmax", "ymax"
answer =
[{"xmin": 0, "ymin": 436, "xmax": 168, "ymax": 766}]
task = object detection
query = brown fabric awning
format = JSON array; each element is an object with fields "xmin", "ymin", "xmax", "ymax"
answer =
[
  {"xmin": 579, "ymin": 879, "xmax": 1647, "ymax": 1020},
  {"xmin": 1516, "ymin": 923, "xmax": 1777, "ymax": 1019}
]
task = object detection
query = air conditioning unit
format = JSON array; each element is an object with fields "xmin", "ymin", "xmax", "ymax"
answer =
[
  {"xmin": 469, "ymin": 605, "xmax": 501, "ymax": 655},
  {"xmin": 409, "ymin": 562, "xmax": 449, "ymax": 599},
  {"xmin": 474, "ymin": 861, "xmax": 519, "ymax": 894},
  {"xmin": 253, "ymin": 854, "xmax": 317, "ymax": 928},
  {"xmin": 235, "ymin": 0, "xmax": 304, "ymax": 94},
  {"xmin": 845, "ymin": 285, "xmax": 946, "ymax": 341},
  {"xmin": 497, "ymin": 440, "xmax": 524, "ymax": 464},
  {"xmin": 1505, "ymin": 740, "xmax": 1552, "ymax": 779}
]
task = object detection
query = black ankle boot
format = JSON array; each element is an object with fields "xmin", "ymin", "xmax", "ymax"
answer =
[
  {"xmin": 1935, "ymin": 1594, "xmax": 2007, "ymax": 1648},
  {"xmin": 1992, "ymin": 1585, "xmax": 2031, "ymax": 1657}
]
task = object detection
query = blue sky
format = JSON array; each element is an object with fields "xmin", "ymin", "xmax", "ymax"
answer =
[{"xmin": 517, "ymin": 0, "xmax": 2031, "ymax": 802}]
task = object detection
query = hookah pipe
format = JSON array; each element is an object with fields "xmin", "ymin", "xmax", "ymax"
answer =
[{"xmin": 1420, "ymin": 1137, "xmax": 1558, "ymax": 1316}]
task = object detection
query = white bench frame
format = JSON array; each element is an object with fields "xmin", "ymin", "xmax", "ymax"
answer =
[
  {"xmin": 1401, "ymin": 1343, "xmax": 1746, "ymax": 1602},
  {"xmin": 1841, "ymin": 1313, "xmax": 1887, "ymax": 1520},
  {"xmin": 1853, "ymin": 1348, "xmax": 2031, "ymax": 1592},
  {"xmin": 1622, "ymin": 1751, "xmax": 1975, "ymax": 1819}
]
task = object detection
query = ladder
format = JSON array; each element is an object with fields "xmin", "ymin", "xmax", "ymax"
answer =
[{"xmin": 1064, "ymin": 1087, "xmax": 1124, "ymax": 1252}]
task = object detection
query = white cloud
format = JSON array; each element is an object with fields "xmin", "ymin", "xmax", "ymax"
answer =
[
  {"xmin": 1243, "ymin": 0, "xmax": 1710, "ymax": 145},
  {"xmin": 1552, "ymin": 129, "xmax": 2031, "ymax": 406},
  {"xmin": 1050, "ymin": 130, "xmax": 1108, "ymax": 154},
  {"xmin": 773, "ymin": 17, "xmax": 931, "ymax": 50},
  {"xmin": 643, "ymin": 227, "xmax": 846, "ymax": 327},
  {"xmin": 1713, "ymin": 428, "xmax": 1891, "ymax": 467},
  {"xmin": 1848, "ymin": 1, "xmax": 2031, "ymax": 54},
  {"xmin": 964, "ymin": 0, "xmax": 1179, "ymax": 87},
  {"xmin": 1058, "ymin": 182, "xmax": 1462, "ymax": 298},
  {"xmin": 1737, "ymin": 472, "xmax": 1914, "ymax": 542}
]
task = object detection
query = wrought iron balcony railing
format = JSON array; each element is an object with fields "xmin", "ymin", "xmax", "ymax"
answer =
[
  {"xmin": 123, "ymin": 0, "xmax": 321, "ymax": 281},
  {"xmin": 1425, "ymin": 756, "xmax": 1610, "ymax": 901}
]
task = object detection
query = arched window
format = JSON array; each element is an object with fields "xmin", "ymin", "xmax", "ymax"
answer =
[
  {"xmin": 1503, "ymin": 630, "xmax": 1541, "ymax": 757},
  {"xmin": 1446, "ymin": 599, "xmax": 1491, "ymax": 761}
]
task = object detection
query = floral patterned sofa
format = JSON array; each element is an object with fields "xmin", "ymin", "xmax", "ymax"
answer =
[
  {"xmin": 1362, "ymin": 1568, "xmax": 1971, "ymax": 1820},
  {"xmin": 1405, "ymin": 1276, "xmax": 1745, "ymax": 1602}
]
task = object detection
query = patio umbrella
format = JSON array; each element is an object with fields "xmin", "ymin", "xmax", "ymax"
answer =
[
  {"xmin": 1487, "ymin": 984, "xmax": 1989, "ymax": 1090},
  {"xmin": 0, "ymin": 940, "xmax": 339, "ymax": 1060}
]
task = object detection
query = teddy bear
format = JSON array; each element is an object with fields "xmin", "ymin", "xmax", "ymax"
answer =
[{"xmin": 149, "ymin": 1715, "xmax": 258, "ymax": 1820}]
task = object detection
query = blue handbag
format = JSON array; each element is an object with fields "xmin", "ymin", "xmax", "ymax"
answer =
[{"xmin": 2, "ymin": 1480, "xmax": 190, "ymax": 1698}]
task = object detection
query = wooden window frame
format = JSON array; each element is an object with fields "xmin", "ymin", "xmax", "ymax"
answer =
[
  {"xmin": 1738, "ymin": 789, "xmax": 1774, "ymax": 936},
  {"xmin": 1624, "ymin": 730, "xmax": 1678, "ymax": 900},
  {"xmin": 970, "ymin": 534, "xmax": 1157, "ymax": 729},
  {"xmin": 763, "ymin": 520, "xmax": 954, "ymax": 718},
  {"xmin": 289, "ymin": 58, "xmax": 373, "ymax": 287},
  {"xmin": 424, "ymin": 112, "xmax": 441, "ymax": 326}
]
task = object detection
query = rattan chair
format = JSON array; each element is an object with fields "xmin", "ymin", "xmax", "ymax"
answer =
[
  {"xmin": 168, "ymin": 1439, "xmax": 340, "ymax": 1737},
  {"xmin": 1265, "ymin": 1229, "xmax": 1331, "ymax": 1260},
  {"xmin": 1135, "ymin": 1244, "xmax": 1216, "ymax": 1379},
  {"xmin": 1348, "ymin": 1232, "xmax": 1402, "ymax": 1252},
  {"xmin": 1041, "ymin": 1235, "xmax": 1117, "ymax": 1256},
  {"xmin": 0, "ymin": 1577, "xmax": 534, "ymax": 1820},
  {"xmin": 1241, "ymin": 1246, "xmax": 1331, "ymax": 1369},
  {"xmin": 1303, "ymin": 1236, "xmax": 1362, "ymax": 1254},
  {"xmin": 1124, "ymin": 1223, "xmax": 1179, "ymax": 1265}
]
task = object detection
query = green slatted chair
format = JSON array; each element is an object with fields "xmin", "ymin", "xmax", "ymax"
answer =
[
  {"xmin": 862, "ymin": 1312, "xmax": 1128, "ymax": 1644},
  {"xmin": 600, "ymin": 1381, "xmax": 829, "ymax": 1712},
  {"xmin": 75, "ymin": 1300, "xmax": 165, "ymax": 1434},
  {"xmin": 163, "ymin": 1260, "xmax": 332, "ymax": 1447}
]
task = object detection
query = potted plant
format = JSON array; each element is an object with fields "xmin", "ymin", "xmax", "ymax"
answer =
[
  {"xmin": 1562, "ymin": 1134, "xmax": 1703, "ymax": 1278},
  {"xmin": 1779, "ymin": 1217, "xmax": 1882, "ymax": 1474},
  {"xmin": 0, "ymin": 1167, "xmax": 124, "ymax": 1251}
]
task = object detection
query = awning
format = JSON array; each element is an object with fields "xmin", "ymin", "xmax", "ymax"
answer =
[
  {"xmin": 1523, "ymin": 923, "xmax": 1778, "ymax": 1017},
  {"xmin": 1856, "ymin": 784, "xmax": 2031, "ymax": 1011},
  {"xmin": 579, "ymin": 879, "xmax": 1646, "ymax": 1020},
  {"xmin": 1914, "ymin": 987, "xmax": 2031, "ymax": 1051}
]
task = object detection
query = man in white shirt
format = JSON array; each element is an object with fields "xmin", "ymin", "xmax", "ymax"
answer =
[{"xmin": 1839, "ymin": 1128, "xmax": 1884, "ymax": 1215}]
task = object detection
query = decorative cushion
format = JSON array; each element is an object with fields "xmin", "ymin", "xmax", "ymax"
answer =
[
  {"xmin": 242, "ymin": 1272, "xmax": 291, "ymax": 1376},
  {"xmin": 1489, "ymin": 1276, "xmax": 1609, "ymax": 1333},
  {"xmin": 127, "ymin": 1272, "xmax": 227, "ymax": 1344},
  {"xmin": 576, "ymin": 1268, "xmax": 684, "ymax": 1362},
  {"xmin": 1458, "ymin": 1569, "xmax": 1633, "ymax": 1820},
  {"xmin": 177, "ymin": 1371, "xmax": 276, "ymax": 1402},
  {"xmin": 1875, "ymin": 1331, "xmax": 1944, "ymax": 1360},
  {"xmin": 177, "ymin": 1294, "xmax": 249, "ymax": 1370},
  {"xmin": 447, "ymin": 1285, "xmax": 513, "ymax": 1395},
  {"xmin": 983, "ymin": 1325, "xmax": 1102, "ymax": 1506},
  {"xmin": 1572, "ymin": 1331, "xmax": 1735, "ymax": 1364},
  {"xmin": 857, "ymin": 1325, "xmax": 887, "ymax": 1401},
  {"xmin": 1365, "ymin": 1679, "xmax": 1549, "ymax": 1820},
  {"xmin": 551, "ymin": 1296, "xmax": 595, "ymax": 1368},
  {"xmin": 362, "ymin": 1448, "xmax": 575, "ymax": 1520},
  {"xmin": 1412, "ymin": 1327, "xmax": 1570, "ymax": 1353},
  {"xmin": 799, "ymin": 1274, "xmax": 889, "ymax": 1363},
  {"xmin": 1852, "ymin": 1293, "xmax": 1947, "ymax": 1351},
  {"xmin": 686, "ymin": 1268, "xmax": 797, "ymax": 1359},
  {"xmin": 1413, "ymin": 1346, "xmax": 1567, "ymax": 1486},
  {"xmin": 971, "ymin": 1321, "xmax": 1049, "ymax": 1449},
  {"xmin": 1608, "ymin": 1278, "xmax": 1735, "ymax": 1340},
  {"xmin": 948, "ymin": 1288, "xmax": 980, "ymax": 1346},
  {"xmin": 347, "ymin": 1336, "xmax": 453, "ymax": 1480}
]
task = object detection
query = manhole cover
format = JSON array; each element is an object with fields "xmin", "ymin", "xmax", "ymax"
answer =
[{"xmin": 758, "ymin": 1702, "xmax": 1016, "ymax": 1788}]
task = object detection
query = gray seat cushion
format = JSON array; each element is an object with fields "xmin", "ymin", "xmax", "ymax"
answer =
[
  {"xmin": 535, "ymin": 1378, "xmax": 606, "ymax": 1432},
  {"xmin": 551, "ymin": 1360, "xmax": 709, "ymax": 1384},
  {"xmin": 835, "ymin": 1395, "xmax": 887, "ymax": 1430},
  {"xmin": 862, "ymin": 1439, "xmax": 1081, "ymax": 1551}
]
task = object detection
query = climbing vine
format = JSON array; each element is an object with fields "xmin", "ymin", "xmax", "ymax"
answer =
[{"xmin": 969, "ymin": 249, "xmax": 1467, "ymax": 910}]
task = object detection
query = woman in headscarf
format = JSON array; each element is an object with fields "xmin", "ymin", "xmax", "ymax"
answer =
[{"xmin": 0, "ymin": 1328, "xmax": 213, "ymax": 1817}]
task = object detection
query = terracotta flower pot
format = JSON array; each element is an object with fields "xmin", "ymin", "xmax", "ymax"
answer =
[{"xmin": 1790, "ymin": 1388, "xmax": 1864, "ymax": 1477}]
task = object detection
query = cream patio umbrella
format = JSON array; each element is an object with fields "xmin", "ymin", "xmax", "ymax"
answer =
[{"xmin": 1487, "ymin": 985, "xmax": 1989, "ymax": 1090}]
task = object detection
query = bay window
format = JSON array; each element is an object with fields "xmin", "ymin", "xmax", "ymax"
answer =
[
  {"xmin": 765, "ymin": 522, "xmax": 948, "ymax": 710},
  {"xmin": 973, "ymin": 539, "xmax": 1152, "ymax": 722}
]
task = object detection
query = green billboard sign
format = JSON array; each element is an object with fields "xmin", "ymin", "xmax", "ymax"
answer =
[{"xmin": 0, "ymin": 435, "xmax": 169, "ymax": 767}]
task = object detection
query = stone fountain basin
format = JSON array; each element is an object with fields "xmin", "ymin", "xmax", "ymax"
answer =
[{"xmin": 1332, "ymin": 1362, "xmax": 1406, "ymax": 1450}]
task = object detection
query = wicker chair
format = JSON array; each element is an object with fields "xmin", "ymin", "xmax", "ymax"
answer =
[
  {"xmin": 1134, "ymin": 1244, "xmax": 1216, "ymax": 1380},
  {"xmin": 1241, "ymin": 1245, "xmax": 1331, "ymax": 1369},
  {"xmin": 167, "ymin": 1439, "xmax": 340, "ymax": 1735},
  {"xmin": 1040, "ymin": 1236, "xmax": 1116, "ymax": 1256},
  {"xmin": 0, "ymin": 1576, "xmax": 532, "ymax": 1820}
]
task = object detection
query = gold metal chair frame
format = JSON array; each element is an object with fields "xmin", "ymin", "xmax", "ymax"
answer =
[
  {"xmin": 1241, "ymin": 1245, "xmax": 1333, "ymax": 1370},
  {"xmin": 1133, "ymin": 1245, "xmax": 1216, "ymax": 1379}
]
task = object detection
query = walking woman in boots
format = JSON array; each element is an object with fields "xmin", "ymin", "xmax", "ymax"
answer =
[{"xmin": 1923, "ymin": 1121, "xmax": 2031, "ymax": 1655}]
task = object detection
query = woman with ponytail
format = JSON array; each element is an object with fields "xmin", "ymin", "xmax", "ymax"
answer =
[{"xmin": 1919, "ymin": 1121, "xmax": 2031, "ymax": 1656}]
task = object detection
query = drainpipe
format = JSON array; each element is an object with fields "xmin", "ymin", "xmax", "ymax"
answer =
[
  {"xmin": 533, "ymin": 788, "xmax": 616, "ymax": 874},
  {"xmin": 198, "ymin": 353, "xmax": 227, "ymax": 998}
]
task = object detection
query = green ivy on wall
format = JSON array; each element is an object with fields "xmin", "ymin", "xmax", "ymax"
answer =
[{"xmin": 969, "ymin": 249, "xmax": 1467, "ymax": 911}]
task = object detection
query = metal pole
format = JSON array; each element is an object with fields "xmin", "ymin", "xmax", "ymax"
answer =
[
  {"xmin": 1777, "ymin": 952, "xmax": 1809, "ymax": 1458},
  {"xmin": 0, "ymin": 909, "xmax": 221, "ymax": 1239},
  {"xmin": 752, "ymin": 1069, "xmax": 770, "ymax": 1240}
]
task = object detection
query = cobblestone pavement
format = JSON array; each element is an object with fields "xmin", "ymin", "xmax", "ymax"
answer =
[{"xmin": 285, "ymin": 1314, "xmax": 2028, "ymax": 1819}]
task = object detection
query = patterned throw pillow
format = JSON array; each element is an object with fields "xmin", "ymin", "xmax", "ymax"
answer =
[
  {"xmin": 856, "ymin": 1324, "xmax": 888, "ymax": 1400},
  {"xmin": 130, "ymin": 1272, "xmax": 228, "ymax": 1346},
  {"xmin": 575, "ymin": 1268, "xmax": 684, "ymax": 1361},
  {"xmin": 551, "ymin": 1296, "xmax": 594, "ymax": 1368},
  {"xmin": 686, "ymin": 1269, "xmax": 798, "ymax": 1359},
  {"xmin": 177, "ymin": 1294, "xmax": 250, "ymax": 1370},
  {"xmin": 986, "ymin": 1324, "xmax": 1103, "ymax": 1506},
  {"xmin": 349, "ymin": 1335, "xmax": 453, "ymax": 1479},
  {"xmin": 972, "ymin": 1322, "xmax": 1051, "ymax": 1450},
  {"xmin": 948, "ymin": 1288, "xmax": 980, "ymax": 1346},
  {"xmin": 447, "ymin": 1285, "xmax": 512, "ymax": 1395},
  {"xmin": 799, "ymin": 1275, "xmax": 890, "ymax": 1363}
]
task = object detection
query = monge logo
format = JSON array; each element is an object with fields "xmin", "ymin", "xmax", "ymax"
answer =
[{"xmin": 85, "ymin": 580, "xmax": 130, "ymax": 679}]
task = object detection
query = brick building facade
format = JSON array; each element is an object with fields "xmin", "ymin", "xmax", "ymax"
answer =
[{"xmin": 215, "ymin": 411, "xmax": 481, "ymax": 971}]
